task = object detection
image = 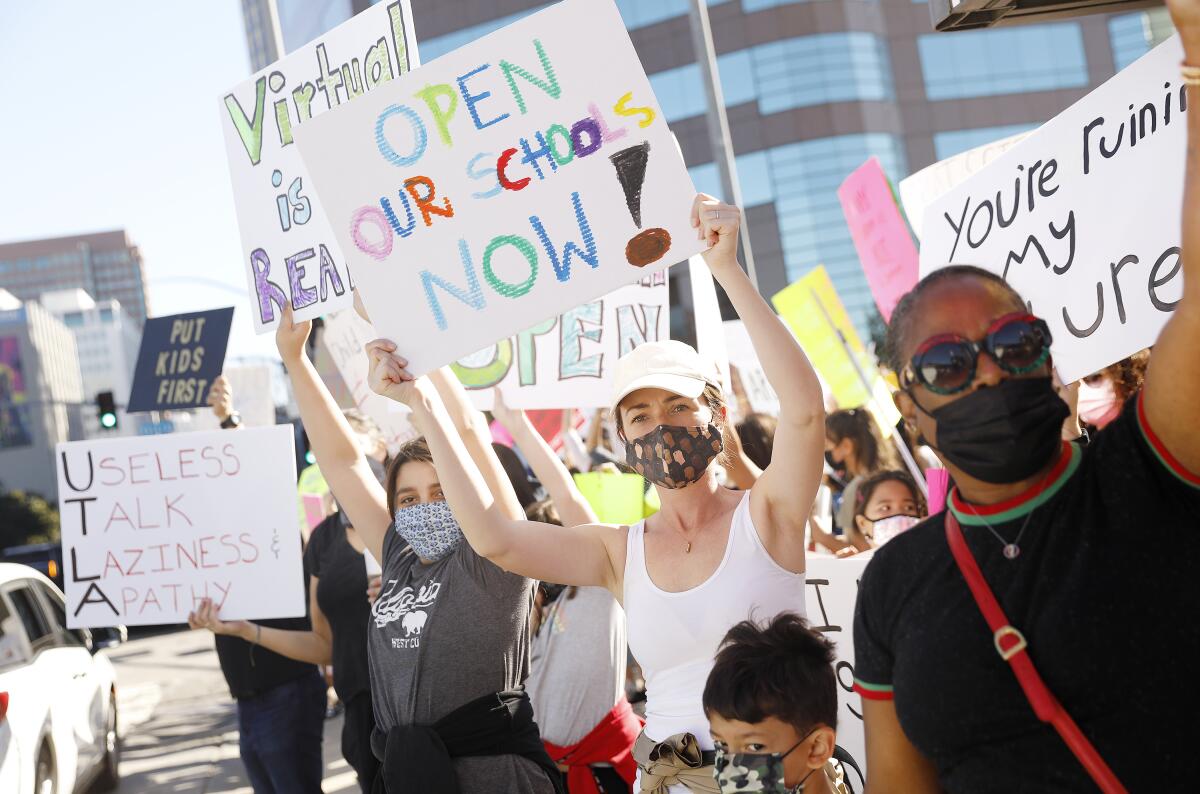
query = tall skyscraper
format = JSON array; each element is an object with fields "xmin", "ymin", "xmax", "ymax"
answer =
[
  {"xmin": 240, "ymin": 0, "xmax": 381, "ymax": 70},
  {"xmin": 0, "ymin": 230, "xmax": 151, "ymax": 327},
  {"xmin": 408, "ymin": 0, "xmax": 1169, "ymax": 339}
]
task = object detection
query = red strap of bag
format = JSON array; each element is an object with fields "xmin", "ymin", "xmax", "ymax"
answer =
[{"xmin": 944, "ymin": 512, "xmax": 1128, "ymax": 794}]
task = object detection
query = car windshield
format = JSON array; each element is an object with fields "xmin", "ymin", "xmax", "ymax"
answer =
[{"xmin": 0, "ymin": 596, "xmax": 32, "ymax": 669}]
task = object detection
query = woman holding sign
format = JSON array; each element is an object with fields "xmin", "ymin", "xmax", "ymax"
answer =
[
  {"xmin": 271, "ymin": 305, "xmax": 562, "ymax": 794},
  {"xmin": 851, "ymin": 2, "xmax": 1200, "ymax": 789},
  {"xmin": 367, "ymin": 194, "xmax": 826, "ymax": 793}
]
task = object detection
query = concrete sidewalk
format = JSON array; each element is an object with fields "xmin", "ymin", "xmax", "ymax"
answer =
[{"xmin": 109, "ymin": 629, "xmax": 361, "ymax": 793}]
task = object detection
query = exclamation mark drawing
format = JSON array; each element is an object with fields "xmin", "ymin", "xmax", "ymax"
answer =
[{"xmin": 610, "ymin": 142, "xmax": 672, "ymax": 267}]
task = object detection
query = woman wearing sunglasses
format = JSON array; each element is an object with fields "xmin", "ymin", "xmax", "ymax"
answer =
[{"xmin": 851, "ymin": 4, "xmax": 1200, "ymax": 786}]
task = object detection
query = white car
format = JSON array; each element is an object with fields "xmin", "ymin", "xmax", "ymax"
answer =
[{"xmin": 0, "ymin": 562, "xmax": 122, "ymax": 794}]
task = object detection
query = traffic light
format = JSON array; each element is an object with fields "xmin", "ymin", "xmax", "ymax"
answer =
[{"xmin": 96, "ymin": 391, "xmax": 118, "ymax": 430}]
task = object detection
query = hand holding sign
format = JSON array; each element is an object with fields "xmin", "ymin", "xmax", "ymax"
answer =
[
  {"xmin": 691, "ymin": 194, "xmax": 741, "ymax": 273},
  {"xmin": 275, "ymin": 304, "xmax": 313, "ymax": 364},
  {"xmin": 365, "ymin": 338, "xmax": 420, "ymax": 406},
  {"xmin": 206, "ymin": 376, "xmax": 234, "ymax": 423},
  {"xmin": 188, "ymin": 597, "xmax": 251, "ymax": 639}
]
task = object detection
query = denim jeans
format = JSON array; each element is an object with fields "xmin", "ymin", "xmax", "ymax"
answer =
[{"xmin": 236, "ymin": 670, "xmax": 326, "ymax": 794}]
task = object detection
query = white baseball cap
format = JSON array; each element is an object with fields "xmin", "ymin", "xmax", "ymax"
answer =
[{"xmin": 610, "ymin": 340, "xmax": 720, "ymax": 413}]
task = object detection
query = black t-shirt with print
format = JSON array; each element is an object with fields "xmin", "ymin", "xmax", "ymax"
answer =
[
  {"xmin": 853, "ymin": 394, "xmax": 1200, "ymax": 792},
  {"xmin": 303, "ymin": 512, "xmax": 372, "ymax": 702}
]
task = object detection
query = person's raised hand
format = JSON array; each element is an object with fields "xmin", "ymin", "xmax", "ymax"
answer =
[
  {"xmin": 207, "ymin": 375, "xmax": 233, "ymax": 422},
  {"xmin": 690, "ymin": 193, "xmax": 742, "ymax": 273},
  {"xmin": 490, "ymin": 388, "xmax": 524, "ymax": 434},
  {"xmin": 275, "ymin": 304, "xmax": 312, "ymax": 364},
  {"xmin": 366, "ymin": 338, "xmax": 421, "ymax": 405},
  {"xmin": 187, "ymin": 598, "xmax": 251, "ymax": 639},
  {"xmin": 1169, "ymin": 0, "xmax": 1200, "ymax": 52}
]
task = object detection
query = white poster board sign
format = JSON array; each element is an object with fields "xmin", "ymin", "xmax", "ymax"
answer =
[
  {"xmin": 919, "ymin": 37, "xmax": 1185, "ymax": 383},
  {"xmin": 293, "ymin": 0, "xmax": 705, "ymax": 376},
  {"xmin": 220, "ymin": 1, "xmax": 419, "ymax": 332},
  {"xmin": 321, "ymin": 309, "xmax": 420, "ymax": 453},
  {"xmin": 453, "ymin": 272, "xmax": 668, "ymax": 410},
  {"xmin": 899, "ymin": 130, "xmax": 1032, "ymax": 242},
  {"xmin": 806, "ymin": 555, "xmax": 869, "ymax": 777},
  {"xmin": 57, "ymin": 427, "xmax": 305, "ymax": 628},
  {"xmin": 189, "ymin": 364, "xmax": 277, "ymax": 431},
  {"xmin": 722, "ymin": 320, "xmax": 779, "ymax": 416}
]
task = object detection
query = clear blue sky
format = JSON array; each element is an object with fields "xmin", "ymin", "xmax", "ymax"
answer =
[{"xmin": 0, "ymin": 2, "xmax": 279, "ymax": 360}]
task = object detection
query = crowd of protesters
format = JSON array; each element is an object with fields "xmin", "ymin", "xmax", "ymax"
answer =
[{"xmin": 185, "ymin": 1, "xmax": 1200, "ymax": 789}]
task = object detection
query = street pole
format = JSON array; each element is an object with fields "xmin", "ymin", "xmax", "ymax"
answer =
[
  {"xmin": 687, "ymin": 0, "xmax": 758, "ymax": 292},
  {"xmin": 809, "ymin": 289, "xmax": 928, "ymax": 496}
]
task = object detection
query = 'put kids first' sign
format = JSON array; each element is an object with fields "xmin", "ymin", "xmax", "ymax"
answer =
[
  {"xmin": 221, "ymin": 1, "xmax": 419, "ymax": 332},
  {"xmin": 58, "ymin": 426, "xmax": 304, "ymax": 628},
  {"xmin": 292, "ymin": 0, "xmax": 705, "ymax": 376},
  {"xmin": 127, "ymin": 308, "xmax": 235, "ymax": 413}
]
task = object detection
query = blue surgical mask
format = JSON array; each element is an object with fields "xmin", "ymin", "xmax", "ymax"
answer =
[{"xmin": 393, "ymin": 500, "xmax": 464, "ymax": 562}]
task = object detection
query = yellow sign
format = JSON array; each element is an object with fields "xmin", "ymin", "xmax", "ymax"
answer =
[{"xmin": 771, "ymin": 266, "xmax": 900, "ymax": 432}]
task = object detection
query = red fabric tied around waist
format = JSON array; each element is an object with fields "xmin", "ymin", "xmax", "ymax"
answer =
[{"xmin": 542, "ymin": 698, "xmax": 644, "ymax": 794}]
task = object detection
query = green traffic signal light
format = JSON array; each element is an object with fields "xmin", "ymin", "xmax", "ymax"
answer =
[
  {"xmin": 305, "ymin": 450, "xmax": 316, "ymax": 465},
  {"xmin": 100, "ymin": 412, "xmax": 117, "ymax": 429},
  {"xmin": 96, "ymin": 391, "xmax": 119, "ymax": 431}
]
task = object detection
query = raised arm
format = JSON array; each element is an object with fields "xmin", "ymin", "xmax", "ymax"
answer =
[
  {"xmin": 692, "ymin": 195, "xmax": 825, "ymax": 568},
  {"xmin": 277, "ymin": 307, "xmax": 390, "ymax": 561},
  {"xmin": 491, "ymin": 390, "xmax": 599, "ymax": 527},
  {"xmin": 425, "ymin": 367, "xmax": 526, "ymax": 521},
  {"xmin": 366, "ymin": 349, "xmax": 623, "ymax": 595},
  {"xmin": 1143, "ymin": 0, "xmax": 1200, "ymax": 475}
]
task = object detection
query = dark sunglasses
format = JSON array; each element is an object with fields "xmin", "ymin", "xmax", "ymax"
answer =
[{"xmin": 901, "ymin": 313, "xmax": 1052, "ymax": 396}]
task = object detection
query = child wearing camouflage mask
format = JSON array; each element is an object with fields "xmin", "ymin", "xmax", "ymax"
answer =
[{"xmin": 703, "ymin": 613, "xmax": 852, "ymax": 794}]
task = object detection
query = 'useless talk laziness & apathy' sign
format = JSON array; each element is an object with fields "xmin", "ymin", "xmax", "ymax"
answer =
[
  {"xmin": 293, "ymin": 0, "xmax": 705, "ymax": 375},
  {"xmin": 58, "ymin": 426, "xmax": 305, "ymax": 628}
]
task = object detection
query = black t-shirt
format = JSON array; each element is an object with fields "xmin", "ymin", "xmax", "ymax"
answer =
[
  {"xmin": 304, "ymin": 512, "xmax": 372, "ymax": 702},
  {"xmin": 216, "ymin": 541, "xmax": 317, "ymax": 700},
  {"xmin": 853, "ymin": 394, "xmax": 1200, "ymax": 791}
]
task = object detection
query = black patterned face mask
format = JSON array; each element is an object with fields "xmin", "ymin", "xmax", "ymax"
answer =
[{"xmin": 625, "ymin": 424, "xmax": 724, "ymax": 489}]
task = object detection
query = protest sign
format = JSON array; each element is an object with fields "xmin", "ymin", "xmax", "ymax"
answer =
[
  {"xmin": 573, "ymin": 470, "xmax": 654, "ymax": 524},
  {"xmin": 127, "ymin": 308, "xmax": 235, "ymax": 413},
  {"xmin": 453, "ymin": 271, "xmax": 668, "ymax": 410},
  {"xmin": 918, "ymin": 36, "xmax": 1185, "ymax": 383},
  {"xmin": 839, "ymin": 158, "xmax": 919, "ymax": 322},
  {"xmin": 805, "ymin": 555, "xmax": 869, "ymax": 777},
  {"xmin": 722, "ymin": 320, "xmax": 779, "ymax": 416},
  {"xmin": 220, "ymin": 1, "xmax": 420, "ymax": 332},
  {"xmin": 187, "ymin": 363, "xmax": 277, "ymax": 431},
  {"xmin": 57, "ymin": 426, "xmax": 304, "ymax": 628},
  {"xmin": 772, "ymin": 267, "xmax": 900, "ymax": 430},
  {"xmin": 898, "ymin": 130, "xmax": 1032, "ymax": 242},
  {"xmin": 293, "ymin": 0, "xmax": 705, "ymax": 376},
  {"xmin": 321, "ymin": 309, "xmax": 419, "ymax": 453}
]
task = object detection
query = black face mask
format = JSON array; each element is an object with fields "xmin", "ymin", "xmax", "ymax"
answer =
[
  {"xmin": 915, "ymin": 376, "xmax": 1068, "ymax": 484},
  {"xmin": 824, "ymin": 450, "xmax": 848, "ymax": 478}
]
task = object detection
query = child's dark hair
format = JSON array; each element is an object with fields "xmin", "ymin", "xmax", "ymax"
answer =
[
  {"xmin": 736, "ymin": 413, "xmax": 777, "ymax": 470},
  {"xmin": 703, "ymin": 612, "xmax": 838, "ymax": 732},
  {"xmin": 854, "ymin": 470, "xmax": 927, "ymax": 520}
]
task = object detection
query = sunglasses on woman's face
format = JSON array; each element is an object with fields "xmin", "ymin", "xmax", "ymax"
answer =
[{"xmin": 902, "ymin": 313, "xmax": 1053, "ymax": 396}]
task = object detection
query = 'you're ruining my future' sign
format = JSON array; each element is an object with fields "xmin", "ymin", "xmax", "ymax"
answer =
[{"xmin": 293, "ymin": 0, "xmax": 705, "ymax": 375}]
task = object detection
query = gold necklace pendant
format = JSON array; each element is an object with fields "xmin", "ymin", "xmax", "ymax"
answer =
[{"xmin": 684, "ymin": 541, "xmax": 692, "ymax": 553}]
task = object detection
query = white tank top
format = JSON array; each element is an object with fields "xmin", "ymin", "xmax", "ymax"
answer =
[{"xmin": 624, "ymin": 490, "xmax": 806, "ymax": 749}]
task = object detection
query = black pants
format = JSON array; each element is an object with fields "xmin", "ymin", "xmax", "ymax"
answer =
[
  {"xmin": 559, "ymin": 766, "xmax": 630, "ymax": 794},
  {"xmin": 342, "ymin": 692, "xmax": 381, "ymax": 794}
]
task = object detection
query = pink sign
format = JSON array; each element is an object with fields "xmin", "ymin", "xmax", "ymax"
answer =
[{"xmin": 838, "ymin": 158, "xmax": 919, "ymax": 322}]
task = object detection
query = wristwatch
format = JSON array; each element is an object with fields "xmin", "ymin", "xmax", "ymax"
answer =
[{"xmin": 220, "ymin": 411, "xmax": 243, "ymax": 429}]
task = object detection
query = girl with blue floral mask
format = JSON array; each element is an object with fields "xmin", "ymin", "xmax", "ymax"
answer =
[{"xmin": 273, "ymin": 305, "xmax": 562, "ymax": 794}]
